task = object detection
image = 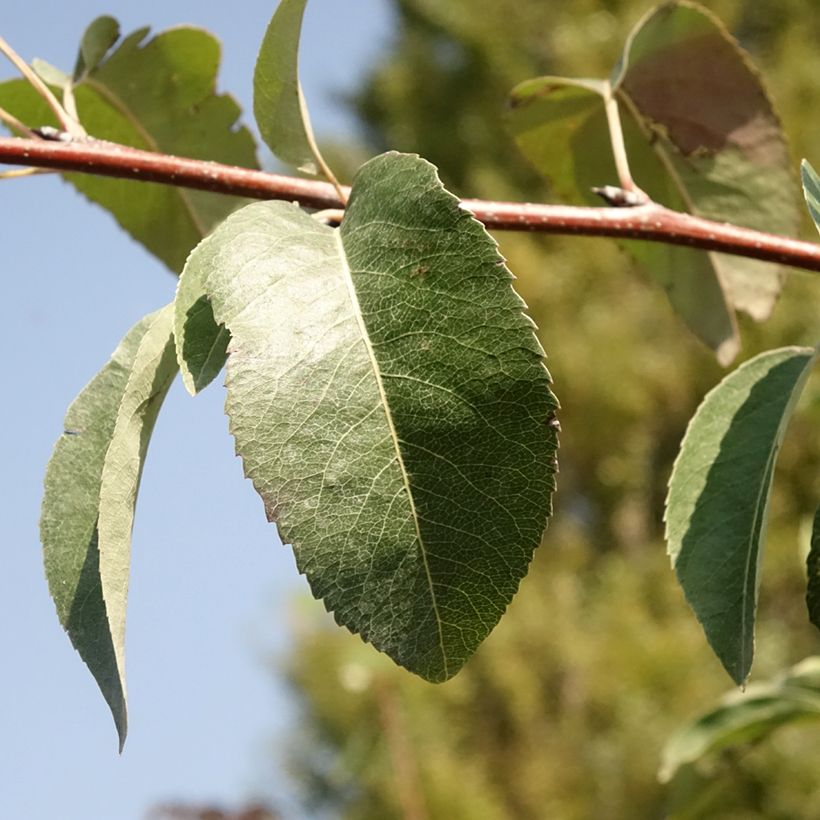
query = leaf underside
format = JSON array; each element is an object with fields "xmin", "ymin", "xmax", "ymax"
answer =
[
  {"xmin": 253, "ymin": 0, "xmax": 320, "ymax": 174},
  {"xmin": 41, "ymin": 304, "xmax": 177, "ymax": 750},
  {"xmin": 665, "ymin": 347, "xmax": 816, "ymax": 684},
  {"xmin": 177, "ymin": 151, "xmax": 559, "ymax": 681},
  {"xmin": 509, "ymin": 1, "xmax": 798, "ymax": 364},
  {"xmin": 0, "ymin": 19, "xmax": 258, "ymax": 272}
]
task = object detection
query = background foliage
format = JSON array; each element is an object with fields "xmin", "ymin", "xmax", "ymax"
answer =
[{"xmin": 275, "ymin": 1, "xmax": 820, "ymax": 817}]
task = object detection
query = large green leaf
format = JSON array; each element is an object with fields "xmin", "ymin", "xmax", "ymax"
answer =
[
  {"xmin": 802, "ymin": 159, "xmax": 820, "ymax": 235},
  {"xmin": 665, "ymin": 347, "xmax": 817, "ymax": 684},
  {"xmin": 0, "ymin": 19, "xmax": 258, "ymax": 272},
  {"xmin": 96, "ymin": 304, "xmax": 177, "ymax": 748},
  {"xmin": 660, "ymin": 656, "xmax": 820, "ymax": 783},
  {"xmin": 177, "ymin": 151, "xmax": 558, "ymax": 680},
  {"xmin": 509, "ymin": 1, "xmax": 798, "ymax": 364},
  {"xmin": 253, "ymin": 0, "xmax": 321, "ymax": 175},
  {"xmin": 40, "ymin": 308, "xmax": 174, "ymax": 749}
]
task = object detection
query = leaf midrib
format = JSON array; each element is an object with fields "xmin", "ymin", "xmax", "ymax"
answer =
[{"xmin": 334, "ymin": 230, "xmax": 448, "ymax": 676}]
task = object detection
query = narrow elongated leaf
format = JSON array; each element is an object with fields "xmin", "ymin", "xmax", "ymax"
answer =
[
  {"xmin": 40, "ymin": 311, "xmax": 165, "ymax": 748},
  {"xmin": 806, "ymin": 508, "xmax": 820, "ymax": 630},
  {"xmin": 660, "ymin": 657, "xmax": 820, "ymax": 782},
  {"xmin": 253, "ymin": 0, "xmax": 320, "ymax": 174},
  {"xmin": 802, "ymin": 159, "xmax": 820, "ymax": 235},
  {"xmin": 509, "ymin": 1, "xmax": 799, "ymax": 363},
  {"xmin": 0, "ymin": 22, "xmax": 258, "ymax": 271},
  {"xmin": 665, "ymin": 347, "xmax": 817, "ymax": 684},
  {"xmin": 97, "ymin": 304, "xmax": 177, "ymax": 746},
  {"xmin": 177, "ymin": 151, "xmax": 558, "ymax": 680}
]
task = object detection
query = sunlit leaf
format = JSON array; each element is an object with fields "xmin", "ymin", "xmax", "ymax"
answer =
[
  {"xmin": 0, "ymin": 21, "xmax": 258, "ymax": 271},
  {"xmin": 40, "ymin": 310, "xmax": 169, "ymax": 749},
  {"xmin": 509, "ymin": 1, "xmax": 799, "ymax": 363},
  {"xmin": 96, "ymin": 304, "xmax": 177, "ymax": 749},
  {"xmin": 665, "ymin": 347, "xmax": 817, "ymax": 684},
  {"xmin": 253, "ymin": 0, "xmax": 321, "ymax": 175},
  {"xmin": 660, "ymin": 657, "xmax": 820, "ymax": 782},
  {"xmin": 177, "ymin": 151, "xmax": 559, "ymax": 680}
]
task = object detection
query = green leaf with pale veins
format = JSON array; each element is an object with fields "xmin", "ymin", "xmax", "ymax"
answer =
[
  {"xmin": 177, "ymin": 151, "xmax": 558, "ymax": 680},
  {"xmin": 96, "ymin": 304, "xmax": 178, "ymax": 750},
  {"xmin": 665, "ymin": 347, "xmax": 817, "ymax": 684},
  {"xmin": 509, "ymin": 1, "xmax": 799, "ymax": 364},
  {"xmin": 660, "ymin": 657, "xmax": 820, "ymax": 783},
  {"xmin": 806, "ymin": 508, "xmax": 820, "ymax": 631},
  {"xmin": 802, "ymin": 159, "xmax": 820, "ymax": 235},
  {"xmin": 40, "ymin": 308, "xmax": 175, "ymax": 749},
  {"xmin": 0, "ymin": 21, "xmax": 258, "ymax": 272},
  {"xmin": 253, "ymin": 0, "xmax": 322, "ymax": 174}
]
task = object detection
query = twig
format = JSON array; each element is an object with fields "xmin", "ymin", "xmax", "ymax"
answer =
[
  {"xmin": 0, "ymin": 104, "xmax": 38, "ymax": 138},
  {"xmin": 1, "ymin": 135, "xmax": 819, "ymax": 273},
  {"xmin": 0, "ymin": 36, "xmax": 85, "ymax": 138}
]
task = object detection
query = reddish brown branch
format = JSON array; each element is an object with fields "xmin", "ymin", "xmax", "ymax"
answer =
[{"xmin": 2, "ymin": 136, "xmax": 820, "ymax": 273}]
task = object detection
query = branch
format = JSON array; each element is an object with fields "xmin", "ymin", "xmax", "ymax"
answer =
[{"xmin": 2, "ymin": 136, "xmax": 820, "ymax": 273}]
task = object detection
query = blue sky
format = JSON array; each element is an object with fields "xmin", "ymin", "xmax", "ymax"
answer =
[{"xmin": 0, "ymin": 2, "xmax": 393, "ymax": 817}]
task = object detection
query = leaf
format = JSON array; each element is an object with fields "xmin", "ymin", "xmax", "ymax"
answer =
[
  {"xmin": 177, "ymin": 151, "xmax": 559, "ymax": 680},
  {"xmin": 509, "ymin": 1, "xmax": 799, "ymax": 363},
  {"xmin": 806, "ymin": 507, "xmax": 820, "ymax": 631},
  {"xmin": 253, "ymin": 0, "xmax": 321, "ymax": 175},
  {"xmin": 665, "ymin": 346, "xmax": 817, "ymax": 684},
  {"xmin": 509, "ymin": 75, "xmax": 738, "ymax": 365},
  {"xmin": 0, "ymin": 22, "xmax": 258, "ymax": 272},
  {"xmin": 40, "ymin": 308, "xmax": 175, "ymax": 750},
  {"xmin": 173, "ymin": 287, "xmax": 229, "ymax": 395},
  {"xmin": 74, "ymin": 15, "xmax": 120, "ymax": 80},
  {"xmin": 801, "ymin": 159, "xmax": 820, "ymax": 235},
  {"xmin": 660, "ymin": 656, "xmax": 820, "ymax": 782},
  {"xmin": 96, "ymin": 304, "xmax": 178, "ymax": 749}
]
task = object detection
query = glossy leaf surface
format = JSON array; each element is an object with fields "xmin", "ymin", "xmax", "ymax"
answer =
[
  {"xmin": 665, "ymin": 347, "xmax": 816, "ymax": 684},
  {"xmin": 177, "ymin": 151, "xmax": 559, "ymax": 680}
]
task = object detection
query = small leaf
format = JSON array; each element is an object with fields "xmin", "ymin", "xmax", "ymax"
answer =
[
  {"xmin": 174, "ymin": 275, "xmax": 229, "ymax": 395},
  {"xmin": 96, "ymin": 304, "xmax": 178, "ymax": 746},
  {"xmin": 665, "ymin": 347, "xmax": 817, "ymax": 684},
  {"xmin": 806, "ymin": 507, "xmax": 820, "ymax": 630},
  {"xmin": 509, "ymin": 1, "xmax": 799, "ymax": 363},
  {"xmin": 74, "ymin": 15, "xmax": 120, "ymax": 80},
  {"xmin": 0, "ymin": 22, "xmax": 258, "ymax": 272},
  {"xmin": 178, "ymin": 151, "xmax": 558, "ymax": 680},
  {"xmin": 660, "ymin": 656, "xmax": 820, "ymax": 782},
  {"xmin": 40, "ymin": 310, "xmax": 171, "ymax": 749},
  {"xmin": 801, "ymin": 159, "xmax": 820, "ymax": 235},
  {"xmin": 253, "ymin": 0, "xmax": 321, "ymax": 175}
]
